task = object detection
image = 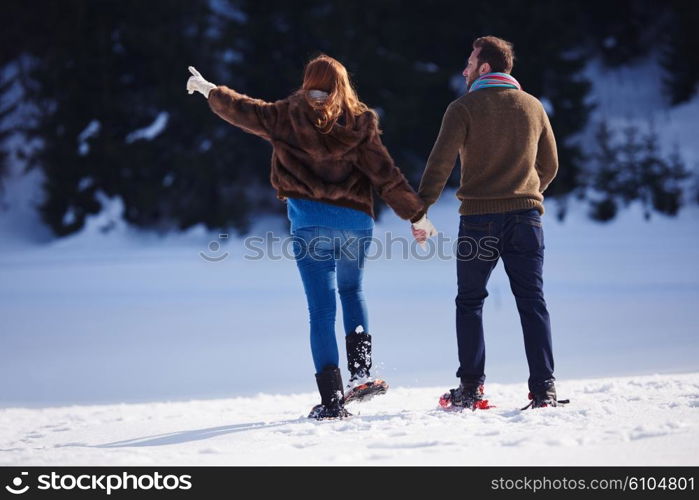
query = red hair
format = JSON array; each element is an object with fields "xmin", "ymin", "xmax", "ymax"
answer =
[{"xmin": 300, "ymin": 54, "xmax": 377, "ymax": 133}]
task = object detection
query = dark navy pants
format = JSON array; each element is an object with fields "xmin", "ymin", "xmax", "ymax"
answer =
[{"xmin": 455, "ymin": 208, "xmax": 555, "ymax": 392}]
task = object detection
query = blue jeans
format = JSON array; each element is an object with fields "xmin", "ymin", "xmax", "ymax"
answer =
[
  {"xmin": 291, "ymin": 226, "xmax": 373, "ymax": 373},
  {"xmin": 455, "ymin": 208, "xmax": 555, "ymax": 392}
]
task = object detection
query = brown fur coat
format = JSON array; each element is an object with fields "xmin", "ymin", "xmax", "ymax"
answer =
[{"xmin": 208, "ymin": 86, "xmax": 425, "ymax": 221}]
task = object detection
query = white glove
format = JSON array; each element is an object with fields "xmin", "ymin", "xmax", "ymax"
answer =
[
  {"xmin": 411, "ymin": 214, "xmax": 438, "ymax": 249},
  {"xmin": 186, "ymin": 66, "xmax": 216, "ymax": 98}
]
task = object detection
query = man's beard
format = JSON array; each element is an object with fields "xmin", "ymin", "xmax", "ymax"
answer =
[{"xmin": 467, "ymin": 71, "xmax": 479, "ymax": 90}]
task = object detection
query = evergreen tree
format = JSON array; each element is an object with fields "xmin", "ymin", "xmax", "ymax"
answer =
[
  {"xmin": 0, "ymin": 71, "xmax": 19, "ymax": 190},
  {"xmin": 15, "ymin": 0, "xmax": 241, "ymax": 235},
  {"xmin": 661, "ymin": 0, "xmax": 699, "ymax": 105},
  {"xmin": 588, "ymin": 120, "xmax": 691, "ymax": 221}
]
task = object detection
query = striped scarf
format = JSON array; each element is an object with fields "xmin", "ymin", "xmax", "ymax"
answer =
[{"xmin": 468, "ymin": 72, "xmax": 522, "ymax": 93}]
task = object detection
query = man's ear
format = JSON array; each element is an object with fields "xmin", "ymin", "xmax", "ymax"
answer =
[{"xmin": 479, "ymin": 63, "xmax": 491, "ymax": 75}]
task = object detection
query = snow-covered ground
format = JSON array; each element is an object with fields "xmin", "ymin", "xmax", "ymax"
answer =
[
  {"xmin": 1, "ymin": 192, "xmax": 698, "ymax": 465},
  {"xmin": 2, "ymin": 190, "xmax": 698, "ymax": 406},
  {"xmin": 1, "ymin": 373, "xmax": 697, "ymax": 466}
]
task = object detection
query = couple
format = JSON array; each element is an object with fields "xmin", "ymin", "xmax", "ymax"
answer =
[{"xmin": 187, "ymin": 35, "xmax": 562, "ymax": 419}]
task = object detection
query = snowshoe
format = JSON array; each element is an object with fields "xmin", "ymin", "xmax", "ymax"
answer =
[
  {"xmin": 439, "ymin": 383, "xmax": 494, "ymax": 411},
  {"xmin": 308, "ymin": 403, "xmax": 351, "ymax": 420},
  {"xmin": 344, "ymin": 330, "xmax": 389, "ymax": 404},
  {"xmin": 344, "ymin": 377, "xmax": 389, "ymax": 404}
]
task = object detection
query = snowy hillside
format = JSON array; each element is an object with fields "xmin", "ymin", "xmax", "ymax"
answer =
[
  {"xmin": 582, "ymin": 54, "xmax": 699, "ymax": 166},
  {"xmin": 1, "ymin": 373, "xmax": 697, "ymax": 466}
]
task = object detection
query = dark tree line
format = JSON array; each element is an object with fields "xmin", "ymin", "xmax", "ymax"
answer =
[
  {"xmin": 0, "ymin": 0, "xmax": 696, "ymax": 236},
  {"xmin": 590, "ymin": 121, "xmax": 690, "ymax": 221}
]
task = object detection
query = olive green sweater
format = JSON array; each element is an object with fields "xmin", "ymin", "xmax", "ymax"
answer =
[{"xmin": 417, "ymin": 87, "xmax": 558, "ymax": 217}]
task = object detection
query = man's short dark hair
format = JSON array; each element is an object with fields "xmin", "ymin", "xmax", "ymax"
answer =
[{"xmin": 473, "ymin": 36, "xmax": 515, "ymax": 73}]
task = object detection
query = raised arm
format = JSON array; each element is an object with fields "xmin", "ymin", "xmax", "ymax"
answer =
[
  {"xmin": 186, "ymin": 66, "xmax": 279, "ymax": 141},
  {"xmin": 207, "ymin": 86, "xmax": 280, "ymax": 141}
]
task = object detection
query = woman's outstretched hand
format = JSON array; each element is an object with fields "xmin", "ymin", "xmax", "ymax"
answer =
[{"xmin": 186, "ymin": 66, "xmax": 216, "ymax": 98}]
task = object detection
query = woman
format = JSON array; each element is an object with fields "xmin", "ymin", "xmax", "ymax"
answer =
[{"xmin": 186, "ymin": 55, "xmax": 426, "ymax": 419}]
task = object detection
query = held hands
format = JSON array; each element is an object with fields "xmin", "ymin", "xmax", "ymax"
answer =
[
  {"xmin": 411, "ymin": 214, "xmax": 438, "ymax": 249},
  {"xmin": 186, "ymin": 66, "xmax": 216, "ymax": 98}
]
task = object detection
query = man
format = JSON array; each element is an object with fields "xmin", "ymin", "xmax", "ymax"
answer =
[{"xmin": 410, "ymin": 36, "xmax": 564, "ymax": 410}]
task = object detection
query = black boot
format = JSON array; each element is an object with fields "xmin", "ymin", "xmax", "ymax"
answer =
[
  {"xmin": 308, "ymin": 365, "xmax": 351, "ymax": 420},
  {"xmin": 346, "ymin": 331, "xmax": 372, "ymax": 379},
  {"xmin": 521, "ymin": 379, "xmax": 570, "ymax": 410},
  {"xmin": 344, "ymin": 332, "xmax": 388, "ymax": 403}
]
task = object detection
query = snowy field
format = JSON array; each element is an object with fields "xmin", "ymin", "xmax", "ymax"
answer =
[
  {"xmin": 1, "ymin": 190, "xmax": 698, "ymax": 406},
  {"xmin": 1, "ymin": 192, "xmax": 698, "ymax": 465},
  {"xmin": 1, "ymin": 373, "xmax": 697, "ymax": 466}
]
